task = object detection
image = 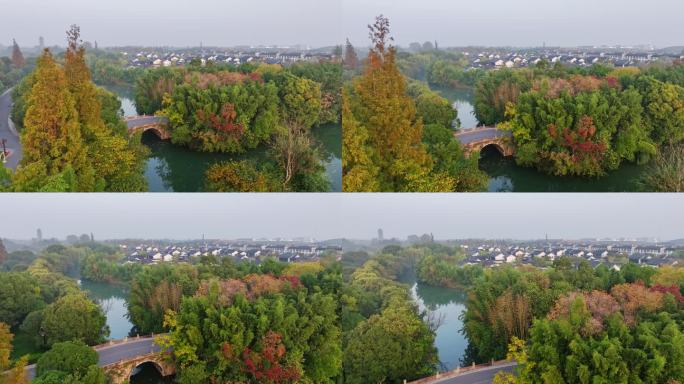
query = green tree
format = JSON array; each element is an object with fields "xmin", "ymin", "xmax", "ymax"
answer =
[
  {"xmin": 638, "ymin": 145, "xmax": 684, "ymax": 192},
  {"xmin": 0, "ymin": 272, "xmax": 45, "ymax": 327},
  {"xmin": 343, "ymin": 301, "xmax": 437, "ymax": 383},
  {"xmin": 35, "ymin": 341, "xmax": 98, "ymax": 377},
  {"xmin": 40, "ymin": 294, "xmax": 108, "ymax": 346}
]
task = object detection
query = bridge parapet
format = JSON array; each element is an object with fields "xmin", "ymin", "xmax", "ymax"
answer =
[{"xmin": 406, "ymin": 360, "xmax": 515, "ymax": 384}]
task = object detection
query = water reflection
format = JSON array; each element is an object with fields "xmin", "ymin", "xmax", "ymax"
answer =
[
  {"xmin": 80, "ymin": 280, "xmax": 134, "ymax": 340},
  {"xmin": 432, "ymin": 87, "xmax": 479, "ymax": 129},
  {"xmin": 411, "ymin": 283, "xmax": 469, "ymax": 371}
]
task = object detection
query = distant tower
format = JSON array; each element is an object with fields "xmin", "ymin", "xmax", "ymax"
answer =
[
  {"xmin": 377, "ymin": 229, "xmax": 384, "ymax": 242},
  {"xmin": 94, "ymin": 40, "xmax": 98, "ymax": 50},
  {"xmin": 36, "ymin": 228, "xmax": 42, "ymax": 242},
  {"xmin": 90, "ymin": 233, "xmax": 94, "ymax": 242},
  {"xmin": 434, "ymin": 40, "xmax": 439, "ymax": 51},
  {"xmin": 38, "ymin": 36, "xmax": 44, "ymax": 50}
]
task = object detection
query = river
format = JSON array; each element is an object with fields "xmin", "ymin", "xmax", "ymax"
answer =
[
  {"xmin": 80, "ymin": 280, "xmax": 172, "ymax": 383},
  {"xmin": 411, "ymin": 282, "xmax": 469, "ymax": 371},
  {"xmin": 432, "ymin": 86, "xmax": 648, "ymax": 192},
  {"xmin": 111, "ymin": 87, "xmax": 341, "ymax": 192}
]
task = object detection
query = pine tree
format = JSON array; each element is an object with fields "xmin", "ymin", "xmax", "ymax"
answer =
[
  {"xmin": 344, "ymin": 38, "xmax": 359, "ymax": 70},
  {"xmin": 11, "ymin": 39, "xmax": 25, "ymax": 68},
  {"xmin": 14, "ymin": 50, "xmax": 95, "ymax": 191},
  {"xmin": 63, "ymin": 25, "xmax": 147, "ymax": 191},
  {"xmin": 342, "ymin": 88, "xmax": 379, "ymax": 191},
  {"xmin": 349, "ymin": 15, "xmax": 433, "ymax": 191}
]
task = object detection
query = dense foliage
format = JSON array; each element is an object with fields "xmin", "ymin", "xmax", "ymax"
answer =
[
  {"xmin": 8, "ymin": 26, "xmax": 148, "ymax": 191},
  {"xmin": 0, "ymin": 243, "xmax": 109, "ymax": 368},
  {"xmin": 473, "ymin": 63, "xmax": 684, "ymax": 177},
  {"xmin": 343, "ymin": 16, "xmax": 486, "ymax": 192}
]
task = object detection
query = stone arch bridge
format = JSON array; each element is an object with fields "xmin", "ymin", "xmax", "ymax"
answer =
[
  {"xmin": 454, "ymin": 126, "xmax": 515, "ymax": 157},
  {"xmin": 22, "ymin": 335, "xmax": 175, "ymax": 383},
  {"xmin": 126, "ymin": 116, "xmax": 171, "ymax": 140}
]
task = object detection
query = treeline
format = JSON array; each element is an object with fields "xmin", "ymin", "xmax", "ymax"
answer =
[
  {"xmin": 396, "ymin": 50, "xmax": 484, "ymax": 88},
  {"xmin": 343, "ymin": 16, "xmax": 486, "ymax": 192},
  {"xmin": 112, "ymin": 246, "xmax": 437, "ymax": 383},
  {"xmin": 492, "ymin": 263, "xmax": 684, "ymax": 384},
  {"xmin": 0, "ymin": 243, "xmax": 112, "ymax": 384},
  {"xmin": 473, "ymin": 62, "xmax": 684, "ymax": 178},
  {"xmin": 4, "ymin": 26, "xmax": 148, "ymax": 192},
  {"xmin": 414, "ymin": 249, "xmax": 684, "ymax": 383}
]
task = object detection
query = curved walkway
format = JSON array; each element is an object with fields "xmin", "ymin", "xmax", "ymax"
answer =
[{"xmin": 0, "ymin": 88, "xmax": 21, "ymax": 170}]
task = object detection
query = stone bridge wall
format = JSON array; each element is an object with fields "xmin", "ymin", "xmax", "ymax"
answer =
[
  {"xmin": 463, "ymin": 138, "xmax": 515, "ymax": 157},
  {"xmin": 103, "ymin": 352, "xmax": 176, "ymax": 384},
  {"xmin": 127, "ymin": 124, "xmax": 171, "ymax": 140}
]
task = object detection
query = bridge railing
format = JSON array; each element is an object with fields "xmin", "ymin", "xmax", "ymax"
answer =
[
  {"xmin": 92, "ymin": 333, "xmax": 162, "ymax": 350},
  {"xmin": 454, "ymin": 125, "xmax": 498, "ymax": 135},
  {"xmin": 405, "ymin": 360, "xmax": 514, "ymax": 384}
]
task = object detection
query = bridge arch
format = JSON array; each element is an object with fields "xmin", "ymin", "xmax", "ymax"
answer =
[
  {"xmin": 479, "ymin": 142, "xmax": 508, "ymax": 157},
  {"xmin": 138, "ymin": 126, "xmax": 168, "ymax": 140},
  {"xmin": 129, "ymin": 360, "xmax": 165, "ymax": 380}
]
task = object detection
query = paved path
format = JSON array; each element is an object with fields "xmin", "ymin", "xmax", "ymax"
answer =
[
  {"xmin": 455, "ymin": 127, "xmax": 511, "ymax": 145},
  {"xmin": 25, "ymin": 337, "xmax": 161, "ymax": 380},
  {"xmin": 0, "ymin": 88, "xmax": 21, "ymax": 170},
  {"xmin": 430, "ymin": 362, "xmax": 517, "ymax": 384}
]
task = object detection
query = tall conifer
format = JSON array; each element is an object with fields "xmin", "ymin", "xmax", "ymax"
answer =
[
  {"xmin": 349, "ymin": 15, "xmax": 433, "ymax": 191},
  {"xmin": 15, "ymin": 50, "xmax": 95, "ymax": 191}
]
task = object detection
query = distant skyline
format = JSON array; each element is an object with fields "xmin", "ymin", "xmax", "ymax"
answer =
[
  {"xmin": 0, "ymin": 194, "xmax": 681, "ymax": 241},
  {"xmin": 343, "ymin": 0, "xmax": 684, "ymax": 48},
  {"xmin": 1, "ymin": 0, "xmax": 342, "ymax": 48},
  {"xmin": 3, "ymin": 1, "xmax": 684, "ymax": 50}
]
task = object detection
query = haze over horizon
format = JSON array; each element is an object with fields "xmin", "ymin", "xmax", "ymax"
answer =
[
  {"xmin": 1, "ymin": 0, "xmax": 342, "ymax": 48},
  {"xmin": 343, "ymin": 0, "xmax": 684, "ymax": 48},
  {"xmin": 0, "ymin": 194, "xmax": 681, "ymax": 241}
]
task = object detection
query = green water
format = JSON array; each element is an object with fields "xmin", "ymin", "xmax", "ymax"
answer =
[
  {"xmin": 432, "ymin": 86, "xmax": 648, "ymax": 192},
  {"xmin": 113, "ymin": 89, "xmax": 341, "ymax": 192},
  {"xmin": 411, "ymin": 282, "xmax": 469, "ymax": 371},
  {"xmin": 80, "ymin": 280, "xmax": 134, "ymax": 340}
]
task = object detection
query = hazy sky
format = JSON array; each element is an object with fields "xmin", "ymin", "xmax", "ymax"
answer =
[
  {"xmin": 4, "ymin": 0, "xmax": 683, "ymax": 49},
  {"xmin": 343, "ymin": 0, "xmax": 684, "ymax": 48},
  {"xmin": 0, "ymin": 194, "xmax": 681, "ymax": 241},
  {"xmin": 2, "ymin": 0, "xmax": 342, "ymax": 47}
]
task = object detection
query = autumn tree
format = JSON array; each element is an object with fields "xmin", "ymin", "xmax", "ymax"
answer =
[
  {"xmin": 343, "ymin": 38, "xmax": 359, "ymax": 70},
  {"xmin": 11, "ymin": 39, "xmax": 25, "ymax": 69},
  {"xmin": 346, "ymin": 15, "xmax": 434, "ymax": 191},
  {"xmin": 0, "ymin": 322, "xmax": 28, "ymax": 384},
  {"xmin": 13, "ymin": 49, "xmax": 96, "ymax": 191},
  {"xmin": 342, "ymin": 89, "xmax": 379, "ymax": 191},
  {"xmin": 63, "ymin": 25, "xmax": 148, "ymax": 192}
]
